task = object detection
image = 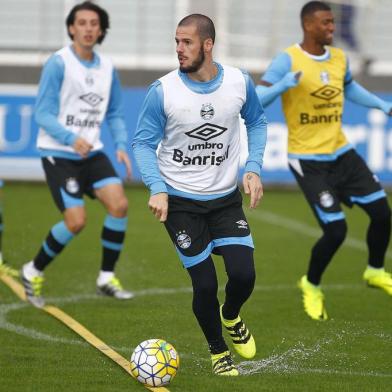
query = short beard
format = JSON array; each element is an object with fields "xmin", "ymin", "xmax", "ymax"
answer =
[
  {"xmin": 319, "ymin": 35, "xmax": 333, "ymax": 46},
  {"xmin": 180, "ymin": 47, "xmax": 205, "ymax": 73}
]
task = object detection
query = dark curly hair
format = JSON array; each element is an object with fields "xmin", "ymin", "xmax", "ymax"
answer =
[{"xmin": 66, "ymin": 1, "xmax": 109, "ymax": 44}]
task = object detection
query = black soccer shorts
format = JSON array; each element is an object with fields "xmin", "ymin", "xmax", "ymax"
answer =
[
  {"xmin": 164, "ymin": 188, "xmax": 254, "ymax": 268},
  {"xmin": 288, "ymin": 149, "xmax": 387, "ymax": 225},
  {"xmin": 42, "ymin": 151, "xmax": 122, "ymax": 212}
]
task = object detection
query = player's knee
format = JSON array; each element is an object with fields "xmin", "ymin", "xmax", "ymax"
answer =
[
  {"xmin": 65, "ymin": 215, "xmax": 86, "ymax": 234},
  {"xmin": 222, "ymin": 246, "xmax": 255, "ymax": 289},
  {"xmin": 324, "ymin": 220, "xmax": 347, "ymax": 246},
  {"xmin": 108, "ymin": 196, "xmax": 128, "ymax": 217},
  {"xmin": 229, "ymin": 267, "xmax": 255, "ymax": 289},
  {"xmin": 192, "ymin": 277, "xmax": 218, "ymax": 298}
]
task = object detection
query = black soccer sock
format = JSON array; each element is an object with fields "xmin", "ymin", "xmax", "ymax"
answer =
[
  {"xmin": 34, "ymin": 221, "xmax": 74, "ymax": 271},
  {"xmin": 307, "ymin": 220, "xmax": 347, "ymax": 285},
  {"xmin": 219, "ymin": 245, "xmax": 256, "ymax": 320},
  {"xmin": 100, "ymin": 214, "xmax": 127, "ymax": 272},
  {"xmin": 359, "ymin": 198, "xmax": 391, "ymax": 268},
  {"xmin": 187, "ymin": 257, "xmax": 228, "ymax": 354}
]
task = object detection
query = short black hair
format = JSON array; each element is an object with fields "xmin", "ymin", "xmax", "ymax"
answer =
[
  {"xmin": 66, "ymin": 1, "xmax": 109, "ymax": 44},
  {"xmin": 178, "ymin": 14, "xmax": 215, "ymax": 44},
  {"xmin": 300, "ymin": 1, "xmax": 331, "ymax": 22}
]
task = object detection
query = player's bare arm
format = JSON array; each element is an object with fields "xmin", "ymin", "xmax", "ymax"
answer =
[
  {"xmin": 148, "ymin": 192, "xmax": 169, "ymax": 222},
  {"xmin": 243, "ymin": 172, "xmax": 263, "ymax": 209},
  {"xmin": 116, "ymin": 150, "xmax": 132, "ymax": 179},
  {"xmin": 73, "ymin": 137, "xmax": 93, "ymax": 158}
]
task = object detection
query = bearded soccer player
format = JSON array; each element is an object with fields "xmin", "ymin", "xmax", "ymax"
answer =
[
  {"xmin": 257, "ymin": 1, "xmax": 392, "ymax": 321},
  {"xmin": 21, "ymin": 1, "xmax": 133, "ymax": 307},
  {"xmin": 133, "ymin": 14, "xmax": 267, "ymax": 375}
]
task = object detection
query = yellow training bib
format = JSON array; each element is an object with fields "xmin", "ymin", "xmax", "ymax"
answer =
[{"xmin": 282, "ymin": 45, "xmax": 348, "ymax": 155}]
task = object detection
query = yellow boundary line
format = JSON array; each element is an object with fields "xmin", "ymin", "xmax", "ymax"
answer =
[{"xmin": 0, "ymin": 273, "xmax": 169, "ymax": 392}]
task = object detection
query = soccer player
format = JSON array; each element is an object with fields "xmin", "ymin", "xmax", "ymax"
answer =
[
  {"xmin": 133, "ymin": 14, "xmax": 267, "ymax": 375},
  {"xmin": 21, "ymin": 1, "xmax": 133, "ymax": 307},
  {"xmin": 257, "ymin": 1, "xmax": 392, "ymax": 321}
]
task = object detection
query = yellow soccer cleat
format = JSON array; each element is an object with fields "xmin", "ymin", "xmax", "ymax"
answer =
[
  {"xmin": 363, "ymin": 267, "xmax": 392, "ymax": 295},
  {"xmin": 211, "ymin": 350, "xmax": 239, "ymax": 376},
  {"xmin": 298, "ymin": 275, "xmax": 328, "ymax": 321},
  {"xmin": 0, "ymin": 259, "xmax": 20, "ymax": 277},
  {"xmin": 220, "ymin": 305, "xmax": 256, "ymax": 359}
]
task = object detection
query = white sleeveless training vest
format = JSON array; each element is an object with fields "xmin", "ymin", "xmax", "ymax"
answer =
[
  {"xmin": 158, "ymin": 65, "xmax": 246, "ymax": 195},
  {"xmin": 37, "ymin": 46, "xmax": 113, "ymax": 153}
]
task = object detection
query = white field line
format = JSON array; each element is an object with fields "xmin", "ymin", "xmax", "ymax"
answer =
[
  {"xmin": 249, "ymin": 209, "xmax": 392, "ymax": 259},
  {"xmin": 0, "ymin": 284, "xmax": 363, "ymax": 351},
  {"xmin": 2, "ymin": 287, "xmax": 392, "ymax": 380},
  {"xmin": 0, "ymin": 283, "xmax": 365, "ymax": 345}
]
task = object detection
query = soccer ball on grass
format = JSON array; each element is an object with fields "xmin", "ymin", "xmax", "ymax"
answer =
[{"xmin": 130, "ymin": 339, "xmax": 179, "ymax": 387}]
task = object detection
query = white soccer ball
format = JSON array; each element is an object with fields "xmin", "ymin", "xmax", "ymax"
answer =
[{"xmin": 130, "ymin": 339, "xmax": 180, "ymax": 387}]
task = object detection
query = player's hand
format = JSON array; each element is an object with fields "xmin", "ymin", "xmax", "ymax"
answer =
[
  {"xmin": 283, "ymin": 71, "xmax": 302, "ymax": 89},
  {"xmin": 148, "ymin": 193, "xmax": 168, "ymax": 222},
  {"xmin": 243, "ymin": 172, "xmax": 263, "ymax": 209},
  {"xmin": 116, "ymin": 150, "xmax": 132, "ymax": 179},
  {"xmin": 73, "ymin": 137, "xmax": 93, "ymax": 158}
]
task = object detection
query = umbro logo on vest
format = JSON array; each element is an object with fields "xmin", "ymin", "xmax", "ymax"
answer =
[
  {"xmin": 79, "ymin": 92, "xmax": 104, "ymax": 107},
  {"xmin": 310, "ymin": 85, "xmax": 341, "ymax": 101},
  {"xmin": 185, "ymin": 123, "xmax": 227, "ymax": 141}
]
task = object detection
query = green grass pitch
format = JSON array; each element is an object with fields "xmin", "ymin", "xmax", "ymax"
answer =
[{"xmin": 1, "ymin": 182, "xmax": 391, "ymax": 391}]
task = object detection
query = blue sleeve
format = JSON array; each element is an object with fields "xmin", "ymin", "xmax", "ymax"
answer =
[
  {"xmin": 132, "ymin": 81, "xmax": 168, "ymax": 194},
  {"xmin": 344, "ymin": 80, "xmax": 392, "ymax": 113},
  {"xmin": 261, "ymin": 52, "xmax": 291, "ymax": 84},
  {"xmin": 106, "ymin": 69, "xmax": 128, "ymax": 151},
  {"xmin": 34, "ymin": 55, "xmax": 77, "ymax": 146},
  {"xmin": 240, "ymin": 71, "xmax": 268, "ymax": 176},
  {"xmin": 256, "ymin": 52, "xmax": 293, "ymax": 107}
]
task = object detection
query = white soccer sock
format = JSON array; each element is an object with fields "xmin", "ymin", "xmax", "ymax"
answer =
[
  {"xmin": 97, "ymin": 271, "xmax": 114, "ymax": 286},
  {"xmin": 23, "ymin": 260, "xmax": 43, "ymax": 279}
]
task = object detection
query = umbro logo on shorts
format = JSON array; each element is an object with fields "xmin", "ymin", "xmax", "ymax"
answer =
[{"xmin": 236, "ymin": 220, "xmax": 248, "ymax": 229}]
